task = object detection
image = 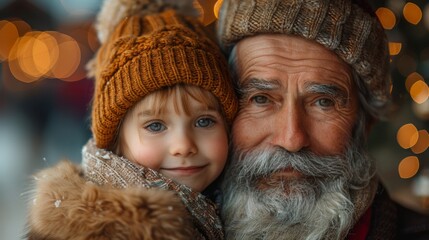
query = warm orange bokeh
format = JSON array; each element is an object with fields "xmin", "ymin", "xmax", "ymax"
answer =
[
  {"xmin": 5, "ymin": 29, "xmax": 81, "ymax": 83},
  {"xmin": 47, "ymin": 31, "xmax": 81, "ymax": 81},
  {"xmin": 403, "ymin": 2, "xmax": 422, "ymax": 25},
  {"xmin": 406, "ymin": 72, "xmax": 424, "ymax": 92},
  {"xmin": 376, "ymin": 7, "xmax": 396, "ymax": 30},
  {"xmin": 0, "ymin": 21, "xmax": 19, "ymax": 61},
  {"xmin": 388, "ymin": 42, "xmax": 402, "ymax": 56},
  {"xmin": 397, "ymin": 123, "xmax": 419, "ymax": 149},
  {"xmin": 410, "ymin": 80, "xmax": 429, "ymax": 104},
  {"xmin": 398, "ymin": 156, "xmax": 420, "ymax": 179},
  {"xmin": 411, "ymin": 130, "xmax": 429, "ymax": 154},
  {"xmin": 214, "ymin": 0, "xmax": 223, "ymax": 19}
]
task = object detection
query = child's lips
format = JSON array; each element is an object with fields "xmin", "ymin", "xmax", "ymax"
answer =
[{"xmin": 161, "ymin": 165, "xmax": 207, "ymax": 176}]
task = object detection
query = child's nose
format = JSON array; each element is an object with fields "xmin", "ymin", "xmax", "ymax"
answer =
[{"xmin": 169, "ymin": 131, "xmax": 198, "ymax": 157}]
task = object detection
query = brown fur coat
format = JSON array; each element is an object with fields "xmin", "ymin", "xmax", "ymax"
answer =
[{"xmin": 26, "ymin": 161, "xmax": 195, "ymax": 240}]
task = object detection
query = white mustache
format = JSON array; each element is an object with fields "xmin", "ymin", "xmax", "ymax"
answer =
[{"xmin": 227, "ymin": 146, "xmax": 353, "ymax": 186}]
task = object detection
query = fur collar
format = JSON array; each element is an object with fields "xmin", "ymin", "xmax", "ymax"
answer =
[{"xmin": 26, "ymin": 160, "xmax": 196, "ymax": 239}]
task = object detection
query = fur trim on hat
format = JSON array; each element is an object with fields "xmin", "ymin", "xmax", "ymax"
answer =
[
  {"xmin": 26, "ymin": 161, "xmax": 194, "ymax": 240},
  {"xmin": 96, "ymin": 0, "xmax": 198, "ymax": 43}
]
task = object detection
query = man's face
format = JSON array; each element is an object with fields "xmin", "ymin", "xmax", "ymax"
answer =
[
  {"xmin": 232, "ymin": 34, "xmax": 359, "ymax": 158},
  {"xmin": 223, "ymin": 34, "xmax": 366, "ymax": 239}
]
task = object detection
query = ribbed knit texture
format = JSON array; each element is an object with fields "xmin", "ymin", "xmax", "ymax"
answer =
[
  {"xmin": 217, "ymin": 0, "xmax": 390, "ymax": 118},
  {"xmin": 92, "ymin": 9, "xmax": 237, "ymax": 149}
]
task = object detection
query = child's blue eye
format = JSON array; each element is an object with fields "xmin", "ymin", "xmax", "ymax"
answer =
[
  {"xmin": 196, "ymin": 117, "xmax": 215, "ymax": 128},
  {"xmin": 145, "ymin": 122, "xmax": 166, "ymax": 132}
]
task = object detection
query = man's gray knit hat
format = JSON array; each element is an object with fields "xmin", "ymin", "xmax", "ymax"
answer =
[{"xmin": 217, "ymin": 0, "xmax": 391, "ymax": 118}]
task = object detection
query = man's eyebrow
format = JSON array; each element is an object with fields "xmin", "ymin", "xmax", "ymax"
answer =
[
  {"xmin": 305, "ymin": 83, "xmax": 348, "ymax": 103},
  {"xmin": 240, "ymin": 78, "xmax": 280, "ymax": 92}
]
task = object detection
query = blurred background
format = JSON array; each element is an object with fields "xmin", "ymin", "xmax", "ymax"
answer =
[{"xmin": 0, "ymin": 0, "xmax": 428, "ymax": 239}]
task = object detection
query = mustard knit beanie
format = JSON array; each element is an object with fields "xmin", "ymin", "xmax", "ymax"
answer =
[
  {"xmin": 88, "ymin": 0, "xmax": 237, "ymax": 149},
  {"xmin": 217, "ymin": 0, "xmax": 391, "ymax": 119}
]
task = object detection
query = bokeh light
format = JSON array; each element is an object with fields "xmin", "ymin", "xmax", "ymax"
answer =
[
  {"xmin": 388, "ymin": 42, "xmax": 402, "ymax": 55},
  {"xmin": 12, "ymin": 20, "xmax": 31, "ymax": 36},
  {"xmin": 376, "ymin": 7, "xmax": 396, "ymax": 29},
  {"xmin": 398, "ymin": 156, "xmax": 420, "ymax": 179},
  {"xmin": 412, "ymin": 98, "xmax": 429, "ymax": 120},
  {"xmin": 411, "ymin": 130, "xmax": 429, "ymax": 154},
  {"xmin": 47, "ymin": 31, "xmax": 81, "ymax": 81},
  {"xmin": 403, "ymin": 2, "xmax": 422, "ymax": 25},
  {"xmin": 8, "ymin": 33, "xmax": 39, "ymax": 83},
  {"xmin": 397, "ymin": 123, "xmax": 419, "ymax": 149},
  {"xmin": 5, "ymin": 28, "xmax": 81, "ymax": 83},
  {"xmin": 17, "ymin": 32, "xmax": 45, "ymax": 79},
  {"xmin": 0, "ymin": 20, "xmax": 19, "ymax": 61},
  {"xmin": 33, "ymin": 32, "xmax": 59, "ymax": 76},
  {"xmin": 409, "ymin": 80, "xmax": 429, "ymax": 104},
  {"xmin": 405, "ymin": 72, "xmax": 424, "ymax": 92},
  {"xmin": 214, "ymin": 0, "xmax": 223, "ymax": 19},
  {"xmin": 194, "ymin": 0, "xmax": 217, "ymax": 26}
]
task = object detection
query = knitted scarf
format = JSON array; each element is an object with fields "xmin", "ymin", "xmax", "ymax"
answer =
[{"xmin": 81, "ymin": 139, "xmax": 224, "ymax": 240}]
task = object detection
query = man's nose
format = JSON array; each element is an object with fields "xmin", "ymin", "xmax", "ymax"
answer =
[
  {"xmin": 271, "ymin": 105, "xmax": 310, "ymax": 152},
  {"xmin": 169, "ymin": 130, "xmax": 198, "ymax": 157}
]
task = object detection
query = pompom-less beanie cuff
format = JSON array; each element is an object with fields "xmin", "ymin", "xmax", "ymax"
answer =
[{"xmin": 217, "ymin": 0, "xmax": 391, "ymax": 117}]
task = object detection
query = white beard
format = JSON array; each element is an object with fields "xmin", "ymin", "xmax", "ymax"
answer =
[{"xmin": 221, "ymin": 144, "xmax": 373, "ymax": 240}]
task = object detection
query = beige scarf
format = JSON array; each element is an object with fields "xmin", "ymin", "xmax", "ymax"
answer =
[{"xmin": 81, "ymin": 139, "xmax": 224, "ymax": 240}]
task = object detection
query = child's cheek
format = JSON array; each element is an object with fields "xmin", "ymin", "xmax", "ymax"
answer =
[{"xmin": 131, "ymin": 144, "xmax": 164, "ymax": 171}]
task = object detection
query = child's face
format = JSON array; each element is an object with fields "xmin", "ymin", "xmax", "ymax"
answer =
[{"xmin": 119, "ymin": 91, "xmax": 228, "ymax": 192}]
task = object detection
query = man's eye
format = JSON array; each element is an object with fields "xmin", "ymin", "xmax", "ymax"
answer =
[
  {"xmin": 315, "ymin": 98, "xmax": 335, "ymax": 108},
  {"xmin": 145, "ymin": 122, "xmax": 166, "ymax": 132},
  {"xmin": 195, "ymin": 117, "xmax": 215, "ymax": 128},
  {"xmin": 250, "ymin": 95, "xmax": 269, "ymax": 104}
]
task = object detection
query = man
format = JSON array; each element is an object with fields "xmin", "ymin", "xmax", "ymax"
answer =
[{"xmin": 216, "ymin": 0, "xmax": 429, "ymax": 239}]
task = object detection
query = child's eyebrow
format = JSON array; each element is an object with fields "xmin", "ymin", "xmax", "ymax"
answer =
[
  {"xmin": 137, "ymin": 110, "xmax": 158, "ymax": 118},
  {"xmin": 136, "ymin": 105, "xmax": 219, "ymax": 118}
]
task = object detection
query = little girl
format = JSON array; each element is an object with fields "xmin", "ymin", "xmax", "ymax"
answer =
[{"xmin": 25, "ymin": 0, "xmax": 237, "ymax": 239}]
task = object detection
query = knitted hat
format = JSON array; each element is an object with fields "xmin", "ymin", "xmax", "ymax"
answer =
[
  {"xmin": 88, "ymin": 0, "xmax": 237, "ymax": 149},
  {"xmin": 217, "ymin": 0, "xmax": 391, "ymax": 119}
]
